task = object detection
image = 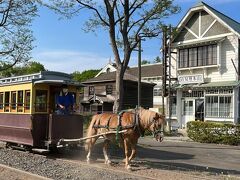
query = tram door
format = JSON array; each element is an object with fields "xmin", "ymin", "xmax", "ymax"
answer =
[
  {"xmin": 49, "ymin": 86, "xmax": 61, "ymax": 113},
  {"xmin": 181, "ymin": 99, "xmax": 194, "ymax": 127}
]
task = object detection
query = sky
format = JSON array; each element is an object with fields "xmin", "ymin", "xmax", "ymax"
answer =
[{"xmin": 31, "ymin": 0, "xmax": 240, "ymax": 73}]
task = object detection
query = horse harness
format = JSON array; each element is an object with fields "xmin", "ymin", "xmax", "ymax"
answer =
[{"xmin": 92, "ymin": 110, "xmax": 145, "ymax": 137}]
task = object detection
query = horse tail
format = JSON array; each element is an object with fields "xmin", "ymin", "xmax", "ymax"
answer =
[{"xmin": 85, "ymin": 114, "xmax": 98, "ymax": 151}]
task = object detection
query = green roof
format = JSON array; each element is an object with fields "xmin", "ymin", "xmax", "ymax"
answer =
[{"xmin": 176, "ymin": 81, "xmax": 240, "ymax": 89}]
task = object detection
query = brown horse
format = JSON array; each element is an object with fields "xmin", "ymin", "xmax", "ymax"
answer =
[{"xmin": 85, "ymin": 108, "xmax": 165, "ymax": 170}]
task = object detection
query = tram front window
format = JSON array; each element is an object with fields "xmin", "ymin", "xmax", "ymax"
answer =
[
  {"xmin": 35, "ymin": 90, "xmax": 48, "ymax": 112},
  {"xmin": 25, "ymin": 91, "xmax": 31, "ymax": 112}
]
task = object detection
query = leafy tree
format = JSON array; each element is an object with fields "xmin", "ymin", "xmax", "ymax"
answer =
[
  {"xmin": 72, "ymin": 69, "xmax": 100, "ymax": 82},
  {"xmin": 0, "ymin": 1, "xmax": 37, "ymax": 71},
  {"xmin": 25, "ymin": 61, "xmax": 46, "ymax": 74},
  {"xmin": 141, "ymin": 60, "xmax": 151, "ymax": 65},
  {"xmin": 154, "ymin": 56, "xmax": 162, "ymax": 63},
  {"xmin": 40, "ymin": 0, "xmax": 179, "ymax": 112},
  {"xmin": 0, "ymin": 61, "xmax": 46, "ymax": 77}
]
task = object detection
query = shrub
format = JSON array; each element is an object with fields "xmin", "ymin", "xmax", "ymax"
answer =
[{"xmin": 187, "ymin": 121, "xmax": 240, "ymax": 145}]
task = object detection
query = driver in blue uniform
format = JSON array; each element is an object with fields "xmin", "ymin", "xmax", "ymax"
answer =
[{"xmin": 57, "ymin": 84, "xmax": 75, "ymax": 115}]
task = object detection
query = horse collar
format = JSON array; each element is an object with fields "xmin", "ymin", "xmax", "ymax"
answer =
[{"xmin": 135, "ymin": 111, "xmax": 144, "ymax": 137}]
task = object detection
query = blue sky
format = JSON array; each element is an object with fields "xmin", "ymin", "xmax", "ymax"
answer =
[{"xmin": 32, "ymin": 0, "xmax": 240, "ymax": 73}]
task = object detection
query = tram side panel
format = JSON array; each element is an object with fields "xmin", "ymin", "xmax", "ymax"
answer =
[{"xmin": 0, "ymin": 114, "xmax": 34, "ymax": 146}]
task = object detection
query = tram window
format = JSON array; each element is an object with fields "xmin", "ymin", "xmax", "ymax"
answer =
[
  {"xmin": 4, "ymin": 92, "xmax": 10, "ymax": 112},
  {"xmin": 35, "ymin": 90, "xmax": 48, "ymax": 112},
  {"xmin": 0, "ymin": 93, "xmax": 3, "ymax": 110},
  {"xmin": 17, "ymin": 91, "xmax": 24, "ymax": 112},
  {"xmin": 11, "ymin": 91, "xmax": 17, "ymax": 110},
  {"xmin": 25, "ymin": 90, "xmax": 31, "ymax": 111}
]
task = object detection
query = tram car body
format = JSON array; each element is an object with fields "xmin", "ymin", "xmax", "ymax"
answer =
[{"xmin": 0, "ymin": 71, "xmax": 83, "ymax": 150}]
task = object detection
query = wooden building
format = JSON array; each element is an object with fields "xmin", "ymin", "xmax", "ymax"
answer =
[
  {"xmin": 95, "ymin": 61, "xmax": 163, "ymax": 108},
  {"xmin": 81, "ymin": 71, "xmax": 155, "ymax": 113},
  {"xmin": 170, "ymin": 2, "xmax": 240, "ymax": 128}
]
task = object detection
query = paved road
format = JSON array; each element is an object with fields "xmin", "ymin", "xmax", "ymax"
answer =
[
  {"xmin": 87, "ymin": 136, "xmax": 240, "ymax": 177},
  {"xmin": 136, "ymin": 137, "xmax": 240, "ymax": 176}
]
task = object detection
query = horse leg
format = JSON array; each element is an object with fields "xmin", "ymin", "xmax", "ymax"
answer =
[
  {"xmin": 124, "ymin": 139, "xmax": 131, "ymax": 170},
  {"xmin": 128, "ymin": 143, "xmax": 136, "ymax": 162},
  {"xmin": 86, "ymin": 137, "xmax": 98, "ymax": 164},
  {"xmin": 103, "ymin": 139, "xmax": 111, "ymax": 165}
]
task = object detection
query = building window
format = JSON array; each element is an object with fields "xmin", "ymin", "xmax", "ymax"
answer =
[
  {"xmin": 179, "ymin": 44, "xmax": 217, "ymax": 68},
  {"xmin": 171, "ymin": 96, "xmax": 177, "ymax": 116},
  {"xmin": 182, "ymin": 90, "xmax": 204, "ymax": 97},
  {"xmin": 205, "ymin": 96, "xmax": 232, "ymax": 118},
  {"xmin": 183, "ymin": 100, "xmax": 193, "ymax": 115},
  {"xmin": 106, "ymin": 68, "xmax": 110, "ymax": 73},
  {"xmin": 89, "ymin": 86, "xmax": 95, "ymax": 95},
  {"xmin": 153, "ymin": 88, "xmax": 161, "ymax": 96},
  {"xmin": 106, "ymin": 85, "xmax": 113, "ymax": 95}
]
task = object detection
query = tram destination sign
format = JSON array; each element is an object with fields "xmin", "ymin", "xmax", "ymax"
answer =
[{"xmin": 178, "ymin": 74, "xmax": 204, "ymax": 84}]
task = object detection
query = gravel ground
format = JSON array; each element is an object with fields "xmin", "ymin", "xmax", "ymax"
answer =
[{"xmin": 0, "ymin": 142, "xmax": 237, "ymax": 180}]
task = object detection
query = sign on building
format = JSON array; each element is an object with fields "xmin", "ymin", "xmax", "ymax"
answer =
[{"xmin": 178, "ymin": 74, "xmax": 204, "ymax": 84}]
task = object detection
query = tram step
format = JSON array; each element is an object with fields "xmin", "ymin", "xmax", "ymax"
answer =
[{"xmin": 32, "ymin": 148, "xmax": 49, "ymax": 154}]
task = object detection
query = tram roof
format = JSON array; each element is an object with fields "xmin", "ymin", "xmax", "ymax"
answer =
[{"xmin": 0, "ymin": 71, "xmax": 84, "ymax": 87}]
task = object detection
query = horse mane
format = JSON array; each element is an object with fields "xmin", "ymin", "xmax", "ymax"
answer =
[{"xmin": 139, "ymin": 108, "xmax": 165, "ymax": 127}]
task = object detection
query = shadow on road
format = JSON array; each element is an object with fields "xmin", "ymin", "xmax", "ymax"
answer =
[{"xmin": 50, "ymin": 140, "xmax": 240, "ymax": 176}]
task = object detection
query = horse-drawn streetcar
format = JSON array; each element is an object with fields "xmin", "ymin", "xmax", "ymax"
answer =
[{"xmin": 0, "ymin": 71, "xmax": 84, "ymax": 151}]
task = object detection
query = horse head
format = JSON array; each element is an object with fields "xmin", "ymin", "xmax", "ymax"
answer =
[{"xmin": 139, "ymin": 108, "xmax": 165, "ymax": 142}]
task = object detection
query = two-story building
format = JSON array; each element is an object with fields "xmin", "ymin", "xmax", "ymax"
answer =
[
  {"xmin": 171, "ymin": 1, "xmax": 240, "ymax": 128},
  {"xmin": 80, "ymin": 71, "xmax": 155, "ymax": 113}
]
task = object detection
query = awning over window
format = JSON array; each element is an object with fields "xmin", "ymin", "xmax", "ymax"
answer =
[
  {"xmin": 173, "ymin": 36, "xmax": 226, "ymax": 49},
  {"xmin": 175, "ymin": 81, "xmax": 240, "ymax": 89}
]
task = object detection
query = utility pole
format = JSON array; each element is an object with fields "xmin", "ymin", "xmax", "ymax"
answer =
[
  {"xmin": 138, "ymin": 35, "xmax": 142, "ymax": 108},
  {"xmin": 168, "ymin": 25, "xmax": 172, "ymax": 132},
  {"xmin": 162, "ymin": 25, "xmax": 172, "ymax": 132},
  {"xmin": 162, "ymin": 28, "xmax": 166, "ymax": 115}
]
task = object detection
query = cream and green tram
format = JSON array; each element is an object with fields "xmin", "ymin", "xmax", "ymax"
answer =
[{"xmin": 0, "ymin": 71, "xmax": 83, "ymax": 151}]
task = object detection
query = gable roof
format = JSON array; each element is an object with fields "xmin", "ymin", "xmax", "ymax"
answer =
[
  {"xmin": 83, "ymin": 71, "xmax": 138, "ymax": 83},
  {"xmin": 127, "ymin": 63, "xmax": 162, "ymax": 77},
  {"xmin": 174, "ymin": 1, "xmax": 240, "ymax": 40},
  {"xmin": 83, "ymin": 63, "xmax": 162, "ymax": 84},
  {"xmin": 201, "ymin": 1, "xmax": 240, "ymax": 36}
]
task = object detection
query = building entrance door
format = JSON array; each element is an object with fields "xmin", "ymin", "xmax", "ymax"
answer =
[
  {"xmin": 195, "ymin": 99, "xmax": 204, "ymax": 121},
  {"xmin": 181, "ymin": 99, "xmax": 194, "ymax": 128}
]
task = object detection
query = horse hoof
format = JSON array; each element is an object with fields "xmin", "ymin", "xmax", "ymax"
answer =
[
  {"xmin": 105, "ymin": 159, "xmax": 112, "ymax": 165},
  {"xmin": 126, "ymin": 165, "xmax": 132, "ymax": 171},
  {"xmin": 86, "ymin": 159, "xmax": 91, "ymax": 164}
]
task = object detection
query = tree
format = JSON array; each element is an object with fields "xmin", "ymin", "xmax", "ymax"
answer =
[
  {"xmin": 72, "ymin": 69, "xmax": 100, "ymax": 82},
  {"xmin": 0, "ymin": 1, "xmax": 37, "ymax": 71},
  {"xmin": 41, "ymin": 0, "xmax": 179, "ymax": 112},
  {"xmin": 154, "ymin": 56, "xmax": 162, "ymax": 63},
  {"xmin": 0, "ymin": 61, "xmax": 46, "ymax": 77},
  {"xmin": 141, "ymin": 60, "xmax": 150, "ymax": 65}
]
